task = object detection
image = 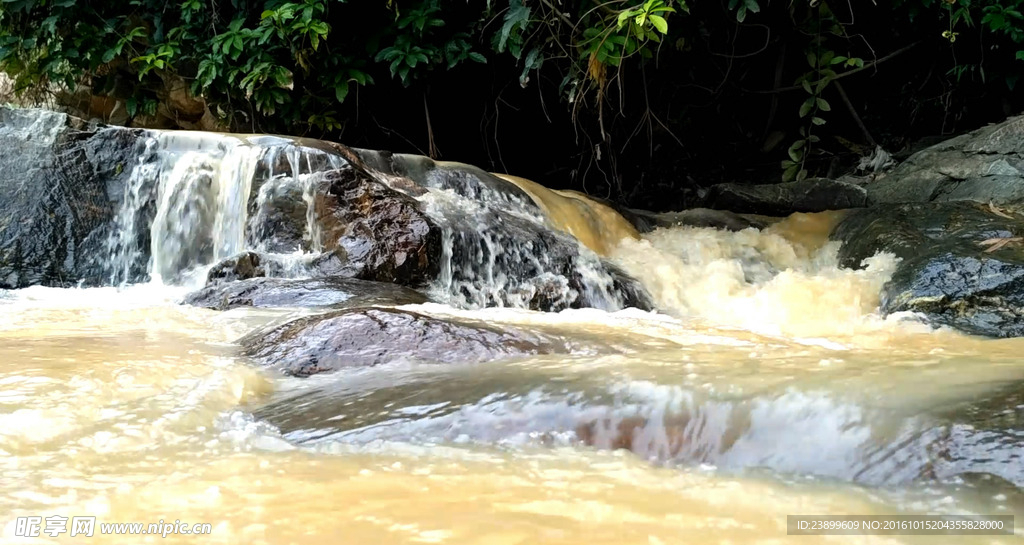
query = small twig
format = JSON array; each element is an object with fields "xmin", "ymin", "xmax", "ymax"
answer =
[
  {"xmin": 752, "ymin": 41, "xmax": 921, "ymax": 94},
  {"xmin": 833, "ymin": 80, "xmax": 876, "ymax": 148},
  {"xmin": 423, "ymin": 94, "xmax": 439, "ymax": 159},
  {"xmin": 538, "ymin": 0, "xmax": 573, "ymax": 26}
]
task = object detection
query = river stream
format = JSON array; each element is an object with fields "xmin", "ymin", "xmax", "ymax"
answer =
[{"xmin": 3, "ymin": 126, "xmax": 1024, "ymax": 544}]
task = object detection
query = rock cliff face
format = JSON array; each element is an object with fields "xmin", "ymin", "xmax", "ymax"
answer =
[{"xmin": 0, "ymin": 108, "xmax": 143, "ymax": 288}]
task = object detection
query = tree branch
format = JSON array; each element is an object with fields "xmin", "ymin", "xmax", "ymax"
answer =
[{"xmin": 753, "ymin": 41, "xmax": 920, "ymax": 94}]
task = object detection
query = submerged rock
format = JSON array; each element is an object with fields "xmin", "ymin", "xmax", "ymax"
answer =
[
  {"xmin": 242, "ymin": 307, "xmax": 586, "ymax": 376},
  {"xmin": 185, "ymin": 277, "xmax": 428, "ymax": 310},
  {"xmin": 832, "ymin": 201, "xmax": 1024, "ymax": 337},
  {"xmin": 867, "ymin": 115, "xmax": 1024, "ymax": 205},
  {"xmin": 0, "ymin": 107, "xmax": 144, "ymax": 288},
  {"xmin": 702, "ymin": 178, "xmax": 868, "ymax": 216}
]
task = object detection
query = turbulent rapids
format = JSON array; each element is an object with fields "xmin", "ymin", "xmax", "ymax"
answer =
[{"xmin": 3, "ymin": 108, "xmax": 1024, "ymax": 544}]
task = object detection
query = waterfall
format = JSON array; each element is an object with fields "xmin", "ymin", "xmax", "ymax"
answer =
[
  {"xmin": 98, "ymin": 129, "xmax": 645, "ymax": 312},
  {"xmin": 106, "ymin": 132, "xmax": 345, "ymax": 286}
]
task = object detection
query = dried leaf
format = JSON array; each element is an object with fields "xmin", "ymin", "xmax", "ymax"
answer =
[
  {"xmin": 989, "ymin": 201, "xmax": 1015, "ymax": 219},
  {"xmin": 978, "ymin": 236, "xmax": 1023, "ymax": 253}
]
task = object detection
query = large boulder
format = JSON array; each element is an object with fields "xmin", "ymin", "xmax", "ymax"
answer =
[
  {"xmin": 701, "ymin": 177, "xmax": 868, "ymax": 216},
  {"xmin": 313, "ymin": 167, "xmax": 441, "ymax": 285},
  {"xmin": 242, "ymin": 307, "xmax": 591, "ymax": 376},
  {"xmin": 0, "ymin": 107, "xmax": 144, "ymax": 288},
  {"xmin": 832, "ymin": 201, "xmax": 1024, "ymax": 337},
  {"xmin": 867, "ymin": 115, "xmax": 1024, "ymax": 205},
  {"xmin": 184, "ymin": 276, "xmax": 428, "ymax": 310},
  {"xmin": 351, "ymin": 150, "xmax": 653, "ymax": 311}
]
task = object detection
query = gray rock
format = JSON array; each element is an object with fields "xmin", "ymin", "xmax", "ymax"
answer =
[
  {"xmin": 205, "ymin": 251, "xmax": 277, "ymax": 284},
  {"xmin": 0, "ymin": 107, "xmax": 145, "ymax": 288},
  {"xmin": 832, "ymin": 201, "xmax": 1024, "ymax": 337},
  {"xmin": 242, "ymin": 307, "xmax": 588, "ymax": 376},
  {"xmin": 352, "ymin": 150, "xmax": 653, "ymax": 312},
  {"xmin": 868, "ymin": 115, "xmax": 1024, "ymax": 205},
  {"xmin": 619, "ymin": 207, "xmax": 764, "ymax": 233},
  {"xmin": 703, "ymin": 178, "xmax": 868, "ymax": 216},
  {"xmin": 184, "ymin": 277, "xmax": 428, "ymax": 310}
]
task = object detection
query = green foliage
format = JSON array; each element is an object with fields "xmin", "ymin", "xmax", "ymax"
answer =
[
  {"xmin": 4, "ymin": 0, "xmax": 1024, "ymax": 186},
  {"xmin": 727, "ymin": 0, "xmax": 760, "ymax": 23},
  {"xmin": 0, "ymin": 0, "xmax": 686, "ymax": 133},
  {"xmin": 778, "ymin": 1, "xmax": 861, "ymax": 181}
]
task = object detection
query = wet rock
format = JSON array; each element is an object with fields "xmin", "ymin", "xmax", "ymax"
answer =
[
  {"xmin": 617, "ymin": 207, "xmax": 764, "ymax": 233},
  {"xmin": 933, "ymin": 383, "xmax": 1024, "ymax": 487},
  {"xmin": 248, "ymin": 177, "xmax": 315, "ymax": 254},
  {"xmin": 0, "ymin": 107, "xmax": 144, "ymax": 288},
  {"xmin": 832, "ymin": 201, "xmax": 1024, "ymax": 337},
  {"xmin": 184, "ymin": 277, "xmax": 428, "ymax": 310},
  {"xmin": 702, "ymin": 178, "xmax": 868, "ymax": 216},
  {"xmin": 868, "ymin": 115, "xmax": 1024, "ymax": 205},
  {"xmin": 242, "ymin": 307, "xmax": 584, "ymax": 376},
  {"xmin": 348, "ymin": 153, "xmax": 652, "ymax": 311},
  {"xmin": 205, "ymin": 251, "xmax": 275, "ymax": 284},
  {"xmin": 317, "ymin": 167, "xmax": 442, "ymax": 285}
]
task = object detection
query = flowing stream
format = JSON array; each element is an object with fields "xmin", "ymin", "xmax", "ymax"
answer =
[{"xmin": 3, "ymin": 132, "xmax": 1024, "ymax": 544}]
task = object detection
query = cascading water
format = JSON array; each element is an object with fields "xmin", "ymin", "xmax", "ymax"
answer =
[
  {"xmin": 106, "ymin": 132, "xmax": 345, "ymax": 287},
  {"xmin": 101, "ymin": 134, "xmax": 645, "ymax": 313}
]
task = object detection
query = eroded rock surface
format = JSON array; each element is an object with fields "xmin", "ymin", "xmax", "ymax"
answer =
[
  {"xmin": 702, "ymin": 178, "xmax": 868, "ymax": 216},
  {"xmin": 832, "ymin": 201, "xmax": 1024, "ymax": 337},
  {"xmin": 0, "ymin": 107, "xmax": 144, "ymax": 288},
  {"xmin": 185, "ymin": 277, "xmax": 428, "ymax": 310},
  {"xmin": 242, "ymin": 307, "xmax": 589, "ymax": 376},
  {"xmin": 867, "ymin": 115, "xmax": 1024, "ymax": 205}
]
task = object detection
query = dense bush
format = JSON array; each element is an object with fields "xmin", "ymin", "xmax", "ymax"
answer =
[{"xmin": 2, "ymin": 0, "xmax": 1024, "ymax": 206}]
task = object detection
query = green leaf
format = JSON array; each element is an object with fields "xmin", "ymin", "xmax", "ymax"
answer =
[
  {"xmin": 799, "ymin": 97, "xmax": 814, "ymax": 117},
  {"xmin": 618, "ymin": 10, "xmax": 633, "ymax": 30},
  {"xmin": 1016, "ymin": 50, "xmax": 1024, "ymax": 61},
  {"xmin": 335, "ymin": 81, "xmax": 349, "ymax": 102},
  {"xmin": 811, "ymin": 116, "xmax": 826, "ymax": 126},
  {"xmin": 649, "ymin": 14, "xmax": 668, "ymax": 34},
  {"xmin": 788, "ymin": 140, "xmax": 805, "ymax": 162},
  {"xmin": 816, "ymin": 97, "xmax": 831, "ymax": 111},
  {"xmin": 807, "ymin": 51, "xmax": 817, "ymax": 68},
  {"xmin": 801, "ymin": 79, "xmax": 812, "ymax": 94},
  {"xmin": 782, "ymin": 164, "xmax": 800, "ymax": 182},
  {"xmin": 468, "ymin": 52, "xmax": 487, "ymax": 63}
]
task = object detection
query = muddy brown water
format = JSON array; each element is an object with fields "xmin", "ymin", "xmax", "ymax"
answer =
[{"xmin": 3, "ymin": 212, "xmax": 1024, "ymax": 544}]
